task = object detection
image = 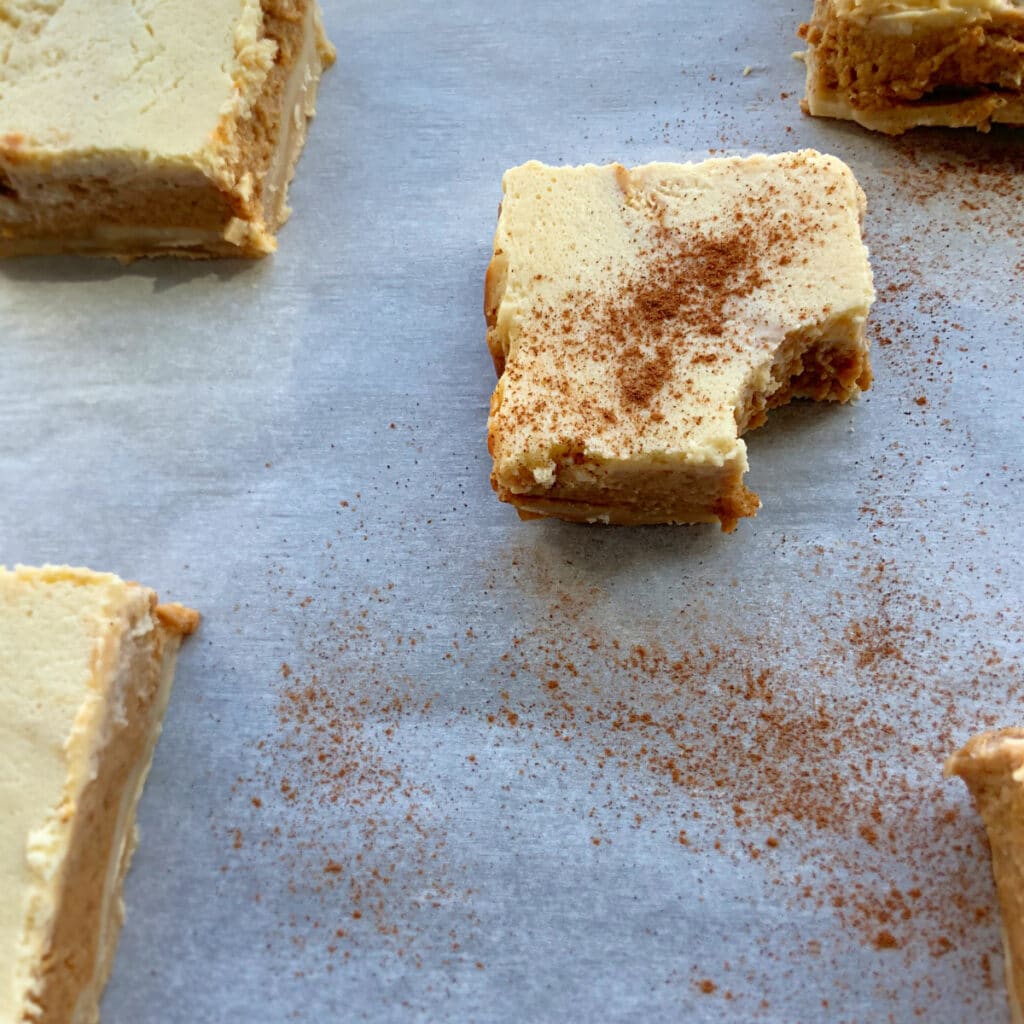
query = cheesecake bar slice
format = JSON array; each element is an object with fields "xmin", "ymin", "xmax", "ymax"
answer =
[
  {"xmin": 0, "ymin": 0, "xmax": 334, "ymax": 258},
  {"xmin": 0, "ymin": 566, "xmax": 198, "ymax": 1024},
  {"xmin": 485, "ymin": 152, "xmax": 875, "ymax": 529},
  {"xmin": 799, "ymin": 0, "xmax": 1024, "ymax": 134},
  {"xmin": 947, "ymin": 729, "xmax": 1024, "ymax": 1024}
]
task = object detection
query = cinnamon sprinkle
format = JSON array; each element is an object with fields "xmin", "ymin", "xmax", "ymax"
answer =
[
  {"xmin": 609, "ymin": 227, "xmax": 770, "ymax": 409},
  {"xmin": 473, "ymin": 539, "xmax": 1021, "ymax": 1009}
]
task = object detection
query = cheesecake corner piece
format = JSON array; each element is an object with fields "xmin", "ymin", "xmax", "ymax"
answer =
[
  {"xmin": 946, "ymin": 728, "xmax": 1024, "ymax": 1024},
  {"xmin": 799, "ymin": 0, "xmax": 1024, "ymax": 134},
  {"xmin": 0, "ymin": 564, "xmax": 199, "ymax": 1024},
  {"xmin": 0, "ymin": 0, "xmax": 335, "ymax": 259},
  {"xmin": 484, "ymin": 151, "xmax": 874, "ymax": 529}
]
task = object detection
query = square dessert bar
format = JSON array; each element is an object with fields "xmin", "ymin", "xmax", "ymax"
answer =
[
  {"xmin": 485, "ymin": 152, "xmax": 875, "ymax": 530},
  {"xmin": 0, "ymin": 566, "xmax": 198, "ymax": 1023},
  {"xmin": 800, "ymin": 0, "xmax": 1024, "ymax": 134},
  {"xmin": 0, "ymin": 0, "xmax": 334, "ymax": 258}
]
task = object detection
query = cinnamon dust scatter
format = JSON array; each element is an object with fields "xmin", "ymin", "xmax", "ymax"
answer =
[
  {"xmin": 229, "ymin": 570, "xmax": 477, "ymax": 969},
  {"xmin": 611, "ymin": 224, "xmax": 771, "ymax": 409},
  {"xmin": 476, "ymin": 541, "xmax": 1022, "ymax": 1010},
  {"xmin": 883, "ymin": 132, "xmax": 1024, "ymax": 235},
  {"xmin": 857, "ymin": 129, "xmax": 1023, "ymax": 422}
]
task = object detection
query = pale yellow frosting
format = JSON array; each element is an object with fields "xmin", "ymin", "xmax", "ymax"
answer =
[
  {"xmin": 834, "ymin": 0, "xmax": 1022, "ymax": 27},
  {"xmin": 0, "ymin": 0, "xmax": 272, "ymax": 172}
]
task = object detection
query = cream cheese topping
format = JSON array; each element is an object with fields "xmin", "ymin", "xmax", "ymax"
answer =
[
  {"xmin": 833, "ymin": 0, "xmax": 1023, "ymax": 28},
  {"xmin": 0, "ymin": 0, "xmax": 271, "ymax": 165},
  {"xmin": 0, "ymin": 568, "xmax": 129, "ymax": 1021}
]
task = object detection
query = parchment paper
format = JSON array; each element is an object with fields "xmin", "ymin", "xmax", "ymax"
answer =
[{"xmin": 1, "ymin": 1, "xmax": 1022, "ymax": 1020}]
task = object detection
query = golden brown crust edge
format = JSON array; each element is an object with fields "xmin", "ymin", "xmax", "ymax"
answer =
[
  {"xmin": 946, "ymin": 729, "xmax": 1024, "ymax": 1024},
  {"xmin": 484, "ymin": 239, "xmax": 509, "ymax": 377},
  {"xmin": 155, "ymin": 602, "xmax": 201, "ymax": 636},
  {"xmin": 496, "ymin": 485, "xmax": 761, "ymax": 531}
]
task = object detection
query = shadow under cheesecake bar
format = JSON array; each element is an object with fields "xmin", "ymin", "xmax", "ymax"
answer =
[
  {"xmin": 485, "ymin": 152, "xmax": 875, "ymax": 530},
  {"xmin": 0, "ymin": 0, "xmax": 334, "ymax": 258},
  {"xmin": 800, "ymin": 0, "xmax": 1024, "ymax": 134}
]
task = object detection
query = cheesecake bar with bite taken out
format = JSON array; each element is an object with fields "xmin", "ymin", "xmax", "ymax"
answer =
[{"xmin": 485, "ymin": 152, "xmax": 875, "ymax": 529}]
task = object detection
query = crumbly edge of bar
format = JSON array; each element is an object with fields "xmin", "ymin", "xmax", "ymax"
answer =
[
  {"xmin": 0, "ymin": 0, "xmax": 333, "ymax": 259},
  {"xmin": 25, "ymin": 612, "xmax": 190, "ymax": 1024},
  {"xmin": 737, "ymin": 317, "xmax": 872, "ymax": 434},
  {"xmin": 799, "ymin": 0, "xmax": 1024, "ymax": 132}
]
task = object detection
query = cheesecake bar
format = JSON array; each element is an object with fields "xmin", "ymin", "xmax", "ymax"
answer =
[
  {"xmin": 0, "ymin": 0, "xmax": 334, "ymax": 258},
  {"xmin": 484, "ymin": 152, "xmax": 875, "ymax": 529},
  {"xmin": 0, "ymin": 566, "xmax": 198, "ymax": 1024},
  {"xmin": 799, "ymin": 0, "xmax": 1024, "ymax": 134},
  {"xmin": 947, "ymin": 729, "xmax": 1024, "ymax": 1024}
]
